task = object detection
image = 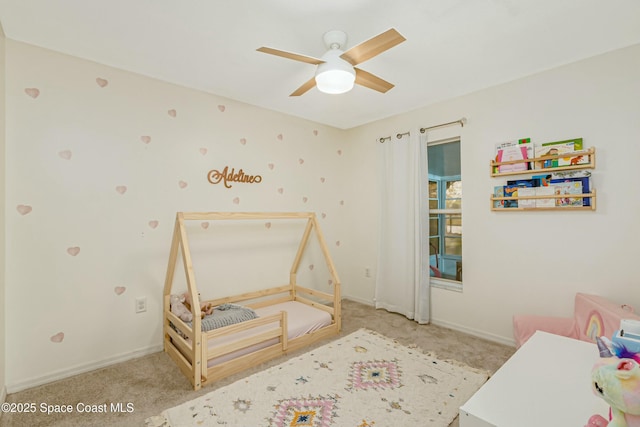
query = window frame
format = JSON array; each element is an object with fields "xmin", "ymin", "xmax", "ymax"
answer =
[{"xmin": 426, "ymin": 138, "xmax": 462, "ymax": 292}]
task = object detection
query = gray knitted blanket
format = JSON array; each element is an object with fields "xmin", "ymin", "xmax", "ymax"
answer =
[{"xmin": 189, "ymin": 303, "xmax": 258, "ymax": 332}]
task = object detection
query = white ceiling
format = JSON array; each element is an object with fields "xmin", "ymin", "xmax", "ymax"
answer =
[{"xmin": 1, "ymin": 0, "xmax": 639, "ymax": 129}]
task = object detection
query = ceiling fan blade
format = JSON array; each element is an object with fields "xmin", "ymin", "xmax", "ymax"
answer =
[
  {"xmin": 354, "ymin": 68, "xmax": 395, "ymax": 93},
  {"xmin": 257, "ymin": 47, "xmax": 324, "ymax": 65},
  {"xmin": 290, "ymin": 77, "xmax": 317, "ymax": 96},
  {"xmin": 340, "ymin": 28, "xmax": 406, "ymax": 66}
]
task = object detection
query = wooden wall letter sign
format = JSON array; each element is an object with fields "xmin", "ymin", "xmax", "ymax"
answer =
[{"xmin": 207, "ymin": 166, "xmax": 262, "ymax": 188}]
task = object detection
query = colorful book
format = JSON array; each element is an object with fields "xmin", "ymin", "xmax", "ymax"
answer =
[
  {"xmin": 503, "ymin": 184, "xmax": 520, "ymax": 208},
  {"xmin": 534, "ymin": 143, "xmax": 575, "ymax": 169},
  {"xmin": 506, "ymin": 178, "xmax": 542, "ymax": 187},
  {"xmin": 494, "ymin": 139, "xmax": 532, "ymax": 172},
  {"xmin": 550, "ymin": 176, "xmax": 591, "ymax": 207},
  {"xmin": 503, "ymin": 181, "xmax": 535, "ymax": 208},
  {"xmin": 497, "ymin": 145, "xmax": 529, "ymax": 173},
  {"xmin": 532, "ymin": 174, "xmax": 552, "ymax": 186},
  {"xmin": 541, "ymin": 138, "xmax": 589, "ymax": 167},
  {"xmin": 552, "ymin": 181, "xmax": 583, "ymax": 207}
]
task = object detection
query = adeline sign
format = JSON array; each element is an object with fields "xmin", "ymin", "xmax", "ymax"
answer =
[{"xmin": 207, "ymin": 166, "xmax": 262, "ymax": 188}]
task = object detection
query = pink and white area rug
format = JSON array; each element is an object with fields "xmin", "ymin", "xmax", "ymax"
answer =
[{"xmin": 146, "ymin": 329, "xmax": 489, "ymax": 427}]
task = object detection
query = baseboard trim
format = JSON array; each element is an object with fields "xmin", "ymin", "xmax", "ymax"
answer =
[
  {"xmin": 431, "ymin": 318, "xmax": 516, "ymax": 347},
  {"xmin": 342, "ymin": 295, "xmax": 374, "ymax": 306},
  {"xmin": 343, "ymin": 296, "xmax": 516, "ymax": 347},
  {"xmin": 7, "ymin": 344, "xmax": 164, "ymax": 394}
]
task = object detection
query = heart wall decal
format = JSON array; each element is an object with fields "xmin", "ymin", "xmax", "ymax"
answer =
[
  {"xmin": 67, "ymin": 247, "xmax": 81, "ymax": 256},
  {"xmin": 25, "ymin": 88, "xmax": 40, "ymax": 99},
  {"xmin": 16, "ymin": 205, "xmax": 32, "ymax": 215},
  {"xmin": 96, "ymin": 78, "xmax": 108, "ymax": 88},
  {"xmin": 114, "ymin": 286, "xmax": 126, "ymax": 295},
  {"xmin": 50, "ymin": 332, "xmax": 65, "ymax": 343},
  {"xmin": 58, "ymin": 150, "xmax": 72, "ymax": 160}
]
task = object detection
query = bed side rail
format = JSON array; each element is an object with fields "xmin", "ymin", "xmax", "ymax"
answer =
[
  {"xmin": 203, "ymin": 285, "xmax": 293, "ymax": 307},
  {"xmin": 204, "ymin": 311, "xmax": 288, "ymax": 358}
]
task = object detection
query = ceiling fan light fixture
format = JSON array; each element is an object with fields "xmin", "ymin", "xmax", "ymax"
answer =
[
  {"xmin": 315, "ymin": 68, "xmax": 355, "ymax": 94},
  {"xmin": 314, "ymin": 50, "xmax": 356, "ymax": 94}
]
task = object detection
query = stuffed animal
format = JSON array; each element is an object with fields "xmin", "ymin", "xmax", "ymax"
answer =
[
  {"xmin": 170, "ymin": 294, "xmax": 193, "ymax": 323},
  {"xmin": 586, "ymin": 337, "xmax": 640, "ymax": 427},
  {"xmin": 182, "ymin": 291, "xmax": 214, "ymax": 319}
]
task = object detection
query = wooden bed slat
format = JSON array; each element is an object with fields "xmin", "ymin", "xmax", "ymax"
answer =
[
  {"xmin": 165, "ymin": 310, "xmax": 194, "ymax": 341},
  {"xmin": 203, "ymin": 285, "xmax": 292, "ymax": 307},
  {"xmin": 206, "ymin": 312, "xmax": 284, "ymax": 338},
  {"xmin": 295, "ymin": 295, "xmax": 335, "ymax": 315},
  {"xmin": 295, "ymin": 285, "xmax": 334, "ymax": 302},
  {"xmin": 207, "ymin": 328, "xmax": 284, "ymax": 359}
]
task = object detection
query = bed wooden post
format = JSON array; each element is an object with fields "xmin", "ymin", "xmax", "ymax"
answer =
[
  {"xmin": 310, "ymin": 214, "xmax": 342, "ymax": 332},
  {"xmin": 175, "ymin": 212, "xmax": 204, "ymax": 390},
  {"xmin": 290, "ymin": 214, "xmax": 314, "ymax": 301},
  {"xmin": 163, "ymin": 214, "xmax": 181, "ymax": 351}
]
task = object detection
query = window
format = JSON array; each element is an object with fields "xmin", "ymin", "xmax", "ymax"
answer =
[{"xmin": 426, "ymin": 139, "xmax": 462, "ymax": 289}]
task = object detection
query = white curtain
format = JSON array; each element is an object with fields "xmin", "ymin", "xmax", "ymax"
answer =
[{"xmin": 375, "ymin": 133, "xmax": 430, "ymax": 324}]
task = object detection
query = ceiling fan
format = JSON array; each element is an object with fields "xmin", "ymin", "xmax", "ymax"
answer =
[{"xmin": 257, "ymin": 28, "xmax": 406, "ymax": 96}]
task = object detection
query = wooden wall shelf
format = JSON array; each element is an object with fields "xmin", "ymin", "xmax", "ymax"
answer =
[
  {"xmin": 490, "ymin": 147, "xmax": 595, "ymax": 177},
  {"xmin": 491, "ymin": 190, "xmax": 596, "ymax": 212},
  {"xmin": 490, "ymin": 146, "xmax": 596, "ymax": 212}
]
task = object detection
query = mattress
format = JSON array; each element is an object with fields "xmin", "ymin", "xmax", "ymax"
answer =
[{"xmin": 206, "ymin": 300, "xmax": 331, "ymax": 367}]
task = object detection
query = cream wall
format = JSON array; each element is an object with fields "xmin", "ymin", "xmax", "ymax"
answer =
[
  {"xmin": 4, "ymin": 37, "xmax": 639, "ymax": 392},
  {"xmin": 345, "ymin": 43, "xmax": 640, "ymax": 345},
  {"xmin": 4, "ymin": 40, "xmax": 351, "ymax": 392}
]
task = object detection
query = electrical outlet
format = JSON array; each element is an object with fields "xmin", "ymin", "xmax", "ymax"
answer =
[{"xmin": 135, "ymin": 297, "xmax": 147, "ymax": 313}]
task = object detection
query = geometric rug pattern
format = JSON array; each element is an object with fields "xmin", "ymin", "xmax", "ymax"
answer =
[{"xmin": 146, "ymin": 328, "xmax": 489, "ymax": 427}]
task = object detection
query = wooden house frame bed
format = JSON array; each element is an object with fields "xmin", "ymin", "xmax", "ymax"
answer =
[{"xmin": 163, "ymin": 212, "xmax": 341, "ymax": 390}]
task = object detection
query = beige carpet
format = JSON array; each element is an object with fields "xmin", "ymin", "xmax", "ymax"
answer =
[{"xmin": 1, "ymin": 300, "xmax": 515, "ymax": 427}]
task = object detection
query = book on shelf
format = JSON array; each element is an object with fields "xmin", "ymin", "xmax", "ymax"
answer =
[
  {"xmin": 535, "ymin": 186, "xmax": 556, "ymax": 208},
  {"xmin": 532, "ymin": 174, "xmax": 552, "ymax": 186},
  {"xmin": 535, "ymin": 137, "xmax": 589, "ymax": 168},
  {"xmin": 497, "ymin": 145, "xmax": 529, "ymax": 173},
  {"xmin": 503, "ymin": 181, "xmax": 535, "ymax": 208},
  {"xmin": 552, "ymin": 181, "xmax": 583, "ymax": 207},
  {"xmin": 550, "ymin": 170, "xmax": 591, "ymax": 179},
  {"xmin": 493, "ymin": 186, "xmax": 505, "ymax": 209},
  {"xmin": 503, "ymin": 184, "xmax": 520, "ymax": 208},
  {"xmin": 494, "ymin": 139, "xmax": 532, "ymax": 172},
  {"xmin": 542, "ymin": 138, "xmax": 583, "ymax": 150},
  {"xmin": 550, "ymin": 175, "xmax": 591, "ymax": 207},
  {"xmin": 506, "ymin": 178, "xmax": 542, "ymax": 187},
  {"xmin": 517, "ymin": 187, "xmax": 537, "ymax": 209},
  {"xmin": 534, "ymin": 143, "xmax": 575, "ymax": 169}
]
